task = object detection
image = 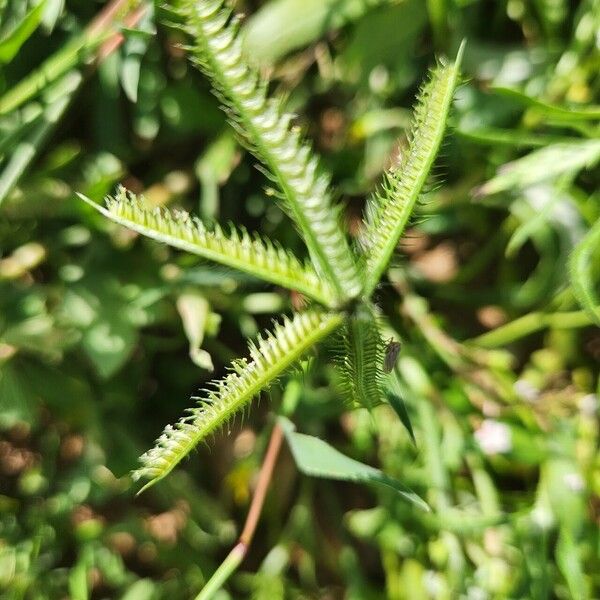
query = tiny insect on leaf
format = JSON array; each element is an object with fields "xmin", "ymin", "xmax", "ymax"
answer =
[{"xmin": 383, "ymin": 340, "xmax": 402, "ymax": 373}]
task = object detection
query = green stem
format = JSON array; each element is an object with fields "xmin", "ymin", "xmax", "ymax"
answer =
[
  {"xmin": 426, "ymin": 0, "xmax": 447, "ymax": 47},
  {"xmin": 0, "ymin": 31, "xmax": 104, "ymax": 115},
  {"xmin": 417, "ymin": 399, "xmax": 450, "ymax": 510},
  {"xmin": 470, "ymin": 310, "xmax": 592, "ymax": 348},
  {"xmin": 195, "ymin": 542, "xmax": 246, "ymax": 600},
  {"xmin": 195, "ymin": 423, "xmax": 285, "ymax": 599},
  {"xmin": 416, "ymin": 398, "xmax": 465, "ymax": 588},
  {"xmin": 466, "ymin": 453, "xmax": 500, "ymax": 516}
]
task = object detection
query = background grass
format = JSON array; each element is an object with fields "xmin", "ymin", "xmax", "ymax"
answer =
[{"xmin": 0, "ymin": 0, "xmax": 599, "ymax": 598}]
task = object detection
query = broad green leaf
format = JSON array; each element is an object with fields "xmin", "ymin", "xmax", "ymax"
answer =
[
  {"xmin": 1, "ymin": 313, "xmax": 64, "ymax": 361},
  {"xmin": 0, "ymin": 0, "xmax": 47, "ymax": 64},
  {"xmin": 81, "ymin": 314, "xmax": 137, "ymax": 380},
  {"xmin": 62, "ymin": 284, "xmax": 138, "ymax": 380},
  {"xmin": 279, "ymin": 417, "xmax": 429, "ymax": 510},
  {"xmin": 569, "ymin": 217, "xmax": 600, "ymax": 325},
  {"xmin": 336, "ymin": 0, "xmax": 427, "ymax": 83},
  {"xmin": 176, "ymin": 292, "xmax": 214, "ymax": 371},
  {"xmin": 242, "ymin": 0, "xmax": 391, "ymax": 64}
]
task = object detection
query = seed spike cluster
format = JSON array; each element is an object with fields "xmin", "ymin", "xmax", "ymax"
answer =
[
  {"xmin": 79, "ymin": 5, "xmax": 463, "ymax": 493},
  {"xmin": 177, "ymin": 0, "xmax": 362, "ymax": 304},
  {"xmin": 79, "ymin": 186, "xmax": 333, "ymax": 306},
  {"xmin": 133, "ymin": 311, "xmax": 343, "ymax": 491}
]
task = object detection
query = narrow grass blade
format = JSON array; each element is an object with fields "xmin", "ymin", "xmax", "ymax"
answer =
[
  {"xmin": 386, "ymin": 392, "xmax": 416, "ymax": 444},
  {"xmin": 492, "ymin": 86, "xmax": 600, "ymax": 121},
  {"xmin": 569, "ymin": 218, "xmax": 600, "ymax": 326},
  {"xmin": 0, "ymin": 73, "xmax": 80, "ymax": 206},
  {"xmin": 0, "ymin": 0, "xmax": 47, "ymax": 64}
]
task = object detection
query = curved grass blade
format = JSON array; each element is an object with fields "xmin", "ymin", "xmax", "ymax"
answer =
[
  {"xmin": 0, "ymin": 73, "xmax": 79, "ymax": 206},
  {"xmin": 491, "ymin": 86, "xmax": 600, "ymax": 121},
  {"xmin": 475, "ymin": 140, "xmax": 600, "ymax": 197},
  {"xmin": 0, "ymin": 0, "xmax": 47, "ymax": 65},
  {"xmin": 569, "ymin": 217, "xmax": 600, "ymax": 326},
  {"xmin": 386, "ymin": 392, "xmax": 416, "ymax": 444}
]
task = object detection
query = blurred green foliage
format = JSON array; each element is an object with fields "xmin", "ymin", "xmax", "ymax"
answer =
[{"xmin": 0, "ymin": 0, "xmax": 599, "ymax": 598}]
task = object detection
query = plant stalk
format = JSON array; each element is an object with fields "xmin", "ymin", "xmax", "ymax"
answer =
[
  {"xmin": 470, "ymin": 309, "xmax": 592, "ymax": 348},
  {"xmin": 195, "ymin": 422, "xmax": 284, "ymax": 600}
]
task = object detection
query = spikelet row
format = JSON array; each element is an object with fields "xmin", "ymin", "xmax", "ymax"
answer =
[
  {"xmin": 361, "ymin": 43, "xmax": 464, "ymax": 295},
  {"xmin": 133, "ymin": 310, "xmax": 343, "ymax": 489},
  {"xmin": 177, "ymin": 0, "xmax": 362, "ymax": 303},
  {"xmin": 80, "ymin": 186, "xmax": 333, "ymax": 305},
  {"xmin": 337, "ymin": 302, "xmax": 385, "ymax": 410}
]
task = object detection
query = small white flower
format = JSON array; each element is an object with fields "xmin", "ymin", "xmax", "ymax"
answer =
[
  {"xmin": 513, "ymin": 379, "xmax": 539, "ymax": 402},
  {"xmin": 531, "ymin": 505, "xmax": 554, "ymax": 530},
  {"xmin": 423, "ymin": 571, "xmax": 444, "ymax": 596},
  {"xmin": 475, "ymin": 420, "xmax": 512, "ymax": 455},
  {"xmin": 466, "ymin": 586, "xmax": 488, "ymax": 600},
  {"xmin": 564, "ymin": 472, "xmax": 585, "ymax": 492},
  {"xmin": 579, "ymin": 394, "xmax": 598, "ymax": 416}
]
